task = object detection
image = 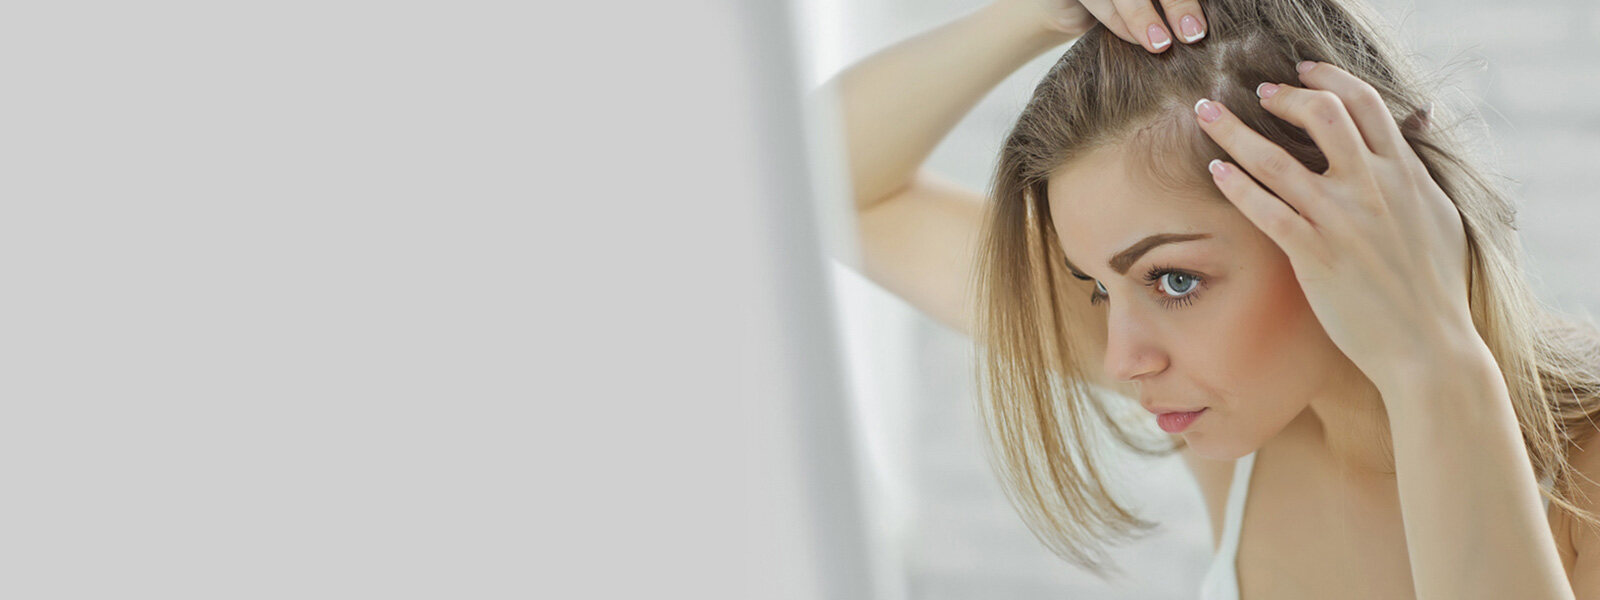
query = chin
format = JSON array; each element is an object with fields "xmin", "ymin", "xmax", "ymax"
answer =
[{"xmin": 1181, "ymin": 433, "xmax": 1257, "ymax": 461}]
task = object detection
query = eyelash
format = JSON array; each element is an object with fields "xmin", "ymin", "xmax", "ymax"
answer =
[{"xmin": 1078, "ymin": 264, "xmax": 1206, "ymax": 309}]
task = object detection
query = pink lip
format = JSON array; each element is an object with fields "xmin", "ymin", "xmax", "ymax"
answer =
[
  {"xmin": 1143, "ymin": 404, "xmax": 1205, "ymax": 415},
  {"xmin": 1156, "ymin": 408, "xmax": 1207, "ymax": 433}
]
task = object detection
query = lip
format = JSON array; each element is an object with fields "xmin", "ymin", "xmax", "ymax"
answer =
[
  {"xmin": 1143, "ymin": 404, "xmax": 1206, "ymax": 415},
  {"xmin": 1155, "ymin": 408, "xmax": 1207, "ymax": 433}
]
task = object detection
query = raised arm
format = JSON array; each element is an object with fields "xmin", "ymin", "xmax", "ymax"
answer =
[
  {"xmin": 811, "ymin": 0, "xmax": 1206, "ymax": 337},
  {"xmin": 812, "ymin": 2, "xmax": 1077, "ymax": 337},
  {"xmin": 824, "ymin": 2, "xmax": 1078, "ymax": 212}
]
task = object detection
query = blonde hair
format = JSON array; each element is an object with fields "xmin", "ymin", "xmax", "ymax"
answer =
[{"xmin": 969, "ymin": 0, "xmax": 1600, "ymax": 576}]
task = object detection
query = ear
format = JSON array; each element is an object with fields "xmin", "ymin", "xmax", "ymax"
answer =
[{"xmin": 1399, "ymin": 102, "xmax": 1433, "ymax": 134}]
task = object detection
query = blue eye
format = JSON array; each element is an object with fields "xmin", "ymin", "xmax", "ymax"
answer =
[
  {"xmin": 1085, "ymin": 265, "xmax": 1206, "ymax": 309},
  {"xmin": 1158, "ymin": 271, "xmax": 1198, "ymax": 296}
]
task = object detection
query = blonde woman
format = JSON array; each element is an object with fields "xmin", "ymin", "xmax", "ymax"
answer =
[{"xmin": 821, "ymin": 0, "xmax": 1600, "ymax": 597}]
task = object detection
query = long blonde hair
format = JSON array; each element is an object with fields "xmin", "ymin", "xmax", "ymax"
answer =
[{"xmin": 969, "ymin": 0, "xmax": 1600, "ymax": 576}]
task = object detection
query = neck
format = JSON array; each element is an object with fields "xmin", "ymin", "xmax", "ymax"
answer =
[{"xmin": 1282, "ymin": 365, "xmax": 1396, "ymax": 480}]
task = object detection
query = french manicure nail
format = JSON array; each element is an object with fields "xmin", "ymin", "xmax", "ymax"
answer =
[
  {"xmin": 1194, "ymin": 98, "xmax": 1220, "ymax": 122},
  {"xmin": 1180, "ymin": 15, "xmax": 1204, "ymax": 43},
  {"xmin": 1148, "ymin": 23, "xmax": 1171, "ymax": 50},
  {"xmin": 1256, "ymin": 82, "xmax": 1279, "ymax": 99}
]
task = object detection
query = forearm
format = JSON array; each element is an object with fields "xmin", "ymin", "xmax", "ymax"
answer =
[
  {"xmin": 1384, "ymin": 342, "xmax": 1573, "ymax": 599},
  {"xmin": 816, "ymin": 2, "xmax": 1074, "ymax": 211}
]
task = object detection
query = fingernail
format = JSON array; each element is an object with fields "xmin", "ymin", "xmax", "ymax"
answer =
[
  {"xmin": 1208, "ymin": 159, "xmax": 1228, "ymax": 178},
  {"xmin": 1297, "ymin": 60, "xmax": 1316, "ymax": 74},
  {"xmin": 1194, "ymin": 98, "xmax": 1220, "ymax": 123},
  {"xmin": 1180, "ymin": 15, "xmax": 1204, "ymax": 43},
  {"xmin": 1148, "ymin": 23, "xmax": 1171, "ymax": 50},
  {"xmin": 1256, "ymin": 82, "xmax": 1279, "ymax": 99}
]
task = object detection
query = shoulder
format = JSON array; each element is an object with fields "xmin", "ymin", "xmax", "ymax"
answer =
[
  {"xmin": 1550, "ymin": 429, "xmax": 1600, "ymax": 592},
  {"xmin": 1177, "ymin": 439, "xmax": 1235, "ymax": 551}
]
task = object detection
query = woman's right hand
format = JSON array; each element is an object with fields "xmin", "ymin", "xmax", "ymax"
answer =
[{"xmin": 997, "ymin": 0, "xmax": 1208, "ymax": 53}]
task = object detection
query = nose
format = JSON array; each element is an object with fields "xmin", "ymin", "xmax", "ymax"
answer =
[{"xmin": 1102, "ymin": 303, "xmax": 1168, "ymax": 383}]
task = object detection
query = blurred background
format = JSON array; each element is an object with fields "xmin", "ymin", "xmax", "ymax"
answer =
[{"xmin": 790, "ymin": 0, "xmax": 1600, "ymax": 597}]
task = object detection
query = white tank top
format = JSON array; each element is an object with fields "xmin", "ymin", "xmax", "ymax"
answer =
[
  {"xmin": 1193, "ymin": 451, "xmax": 1552, "ymax": 600},
  {"xmin": 1196, "ymin": 451, "xmax": 1255, "ymax": 600}
]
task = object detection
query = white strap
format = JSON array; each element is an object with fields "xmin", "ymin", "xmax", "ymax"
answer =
[{"xmin": 1216, "ymin": 451, "xmax": 1257, "ymax": 557}]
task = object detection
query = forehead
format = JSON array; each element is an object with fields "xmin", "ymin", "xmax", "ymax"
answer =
[{"xmin": 1046, "ymin": 143, "xmax": 1234, "ymax": 270}]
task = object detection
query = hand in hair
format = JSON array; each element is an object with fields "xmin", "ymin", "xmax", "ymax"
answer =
[
  {"xmin": 995, "ymin": 0, "xmax": 1208, "ymax": 53},
  {"xmin": 1193, "ymin": 60, "xmax": 1478, "ymax": 398}
]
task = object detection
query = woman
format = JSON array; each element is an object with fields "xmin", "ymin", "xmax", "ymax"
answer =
[{"xmin": 821, "ymin": 0, "xmax": 1600, "ymax": 597}]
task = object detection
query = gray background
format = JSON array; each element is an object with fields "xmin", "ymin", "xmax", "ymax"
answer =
[{"xmin": 3, "ymin": 1, "xmax": 852, "ymax": 598}]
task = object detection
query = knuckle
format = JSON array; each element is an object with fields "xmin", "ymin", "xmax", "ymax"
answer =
[
  {"xmin": 1306, "ymin": 91, "xmax": 1345, "ymax": 124},
  {"xmin": 1350, "ymin": 84, "xmax": 1384, "ymax": 112},
  {"xmin": 1349, "ymin": 184, "xmax": 1388, "ymax": 215},
  {"xmin": 1357, "ymin": 197, "xmax": 1388, "ymax": 218},
  {"xmin": 1259, "ymin": 151, "xmax": 1299, "ymax": 176},
  {"xmin": 1262, "ymin": 209, "xmax": 1300, "ymax": 236}
]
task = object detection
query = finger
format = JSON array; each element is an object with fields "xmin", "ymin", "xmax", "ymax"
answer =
[
  {"xmin": 1079, "ymin": 0, "xmax": 1138, "ymax": 45},
  {"xmin": 1193, "ymin": 98, "xmax": 1326, "ymax": 218},
  {"xmin": 1110, "ymin": 0, "xmax": 1172, "ymax": 52},
  {"xmin": 1208, "ymin": 160, "xmax": 1317, "ymax": 257},
  {"xmin": 1158, "ymin": 0, "xmax": 1206, "ymax": 44},
  {"xmin": 1295, "ymin": 61, "xmax": 1408, "ymax": 159},
  {"xmin": 1101, "ymin": 10, "xmax": 1137, "ymax": 45},
  {"xmin": 1254, "ymin": 81, "xmax": 1371, "ymax": 178}
]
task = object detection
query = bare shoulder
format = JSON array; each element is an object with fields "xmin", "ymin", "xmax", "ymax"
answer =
[
  {"xmin": 1549, "ymin": 427, "xmax": 1600, "ymax": 590},
  {"xmin": 1177, "ymin": 439, "xmax": 1236, "ymax": 551}
]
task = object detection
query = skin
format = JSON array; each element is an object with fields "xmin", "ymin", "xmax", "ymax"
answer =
[
  {"xmin": 1046, "ymin": 140, "xmax": 1393, "ymax": 474},
  {"xmin": 1046, "ymin": 140, "xmax": 1422, "ymax": 596},
  {"xmin": 1047, "ymin": 126, "xmax": 1581, "ymax": 598},
  {"xmin": 1198, "ymin": 62, "xmax": 1570, "ymax": 597}
]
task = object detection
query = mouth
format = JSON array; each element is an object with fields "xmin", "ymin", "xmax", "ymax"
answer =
[{"xmin": 1156, "ymin": 408, "xmax": 1208, "ymax": 433}]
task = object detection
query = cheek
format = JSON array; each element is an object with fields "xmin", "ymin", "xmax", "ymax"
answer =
[
  {"xmin": 1237, "ymin": 264, "xmax": 1314, "ymax": 366},
  {"xmin": 1205, "ymin": 257, "xmax": 1330, "ymax": 403}
]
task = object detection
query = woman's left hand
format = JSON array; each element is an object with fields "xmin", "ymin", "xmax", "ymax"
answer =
[{"xmin": 1193, "ymin": 60, "xmax": 1479, "ymax": 394}]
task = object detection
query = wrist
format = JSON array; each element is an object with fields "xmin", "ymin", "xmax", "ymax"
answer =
[
  {"xmin": 1370, "ymin": 314, "xmax": 1489, "ymax": 392},
  {"xmin": 980, "ymin": 1, "xmax": 1080, "ymax": 52},
  {"xmin": 1378, "ymin": 330, "xmax": 1504, "ymax": 422}
]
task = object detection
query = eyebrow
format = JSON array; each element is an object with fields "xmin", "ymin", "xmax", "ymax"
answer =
[{"xmin": 1063, "ymin": 232, "xmax": 1213, "ymax": 279}]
